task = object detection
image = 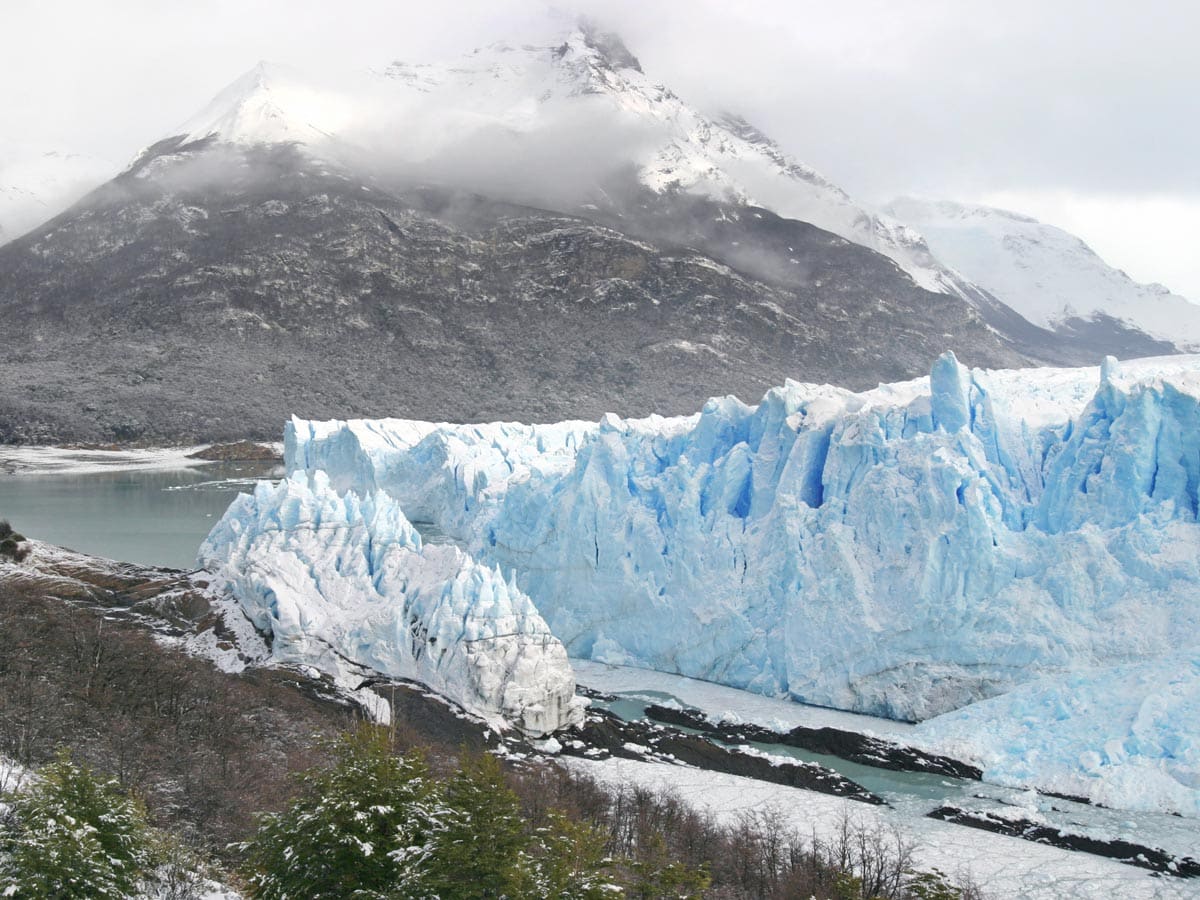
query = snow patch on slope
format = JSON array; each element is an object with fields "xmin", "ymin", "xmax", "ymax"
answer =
[{"xmin": 886, "ymin": 197, "xmax": 1200, "ymax": 350}]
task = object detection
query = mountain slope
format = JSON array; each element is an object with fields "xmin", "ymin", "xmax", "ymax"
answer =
[
  {"xmin": 0, "ymin": 150, "xmax": 115, "ymax": 243},
  {"xmin": 0, "ymin": 26, "xmax": 1115, "ymax": 444},
  {"xmin": 168, "ymin": 29, "xmax": 969, "ymax": 297},
  {"xmin": 0, "ymin": 142, "xmax": 1023, "ymax": 443},
  {"xmin": 886, "ymin": 197, "xmax": 1200, "ymax": 352}
]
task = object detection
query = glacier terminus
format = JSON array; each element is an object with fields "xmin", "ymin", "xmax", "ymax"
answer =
[{"xmin": 201, "ymin": 352, "xmax": 1200, "ymax": 816}]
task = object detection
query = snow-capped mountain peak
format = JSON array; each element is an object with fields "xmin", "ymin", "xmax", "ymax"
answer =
[
  {"xmin": 138, "ymin": 25, "xmax": 970, "ymax": 297},
  {"xmin": 175, "ymin": 60, "xmax": 360, "ymax": 147},
  {"xmin": 886, "ymin": 196, "xmax": 1200, "ymax": 351}
]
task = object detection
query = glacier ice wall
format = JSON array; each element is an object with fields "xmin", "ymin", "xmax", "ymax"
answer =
[
  {"xmin": 198, "ymin": 471, "xmax": 584, "ymax": 736},
  {"xmin": 278, "ymin": 353, "xmax": 1200, "ymax": 812},
  {"xmin": 286, "ymin": 355, "xmax": 1200, "ymax": 719}
]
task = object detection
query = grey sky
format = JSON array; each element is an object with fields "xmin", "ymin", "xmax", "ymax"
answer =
[{"xmin": 3, "ymin": 0, "xmax": 1198, "ymax": 295}]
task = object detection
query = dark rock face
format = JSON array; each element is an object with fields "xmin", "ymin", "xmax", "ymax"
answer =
[
  {"xmin": 0, "ymin": 143, "xmax": 1035, "ymax": 444},
  {"xmin": 558, "ymin": 706, "xmax": 884, "ymax": 804}
]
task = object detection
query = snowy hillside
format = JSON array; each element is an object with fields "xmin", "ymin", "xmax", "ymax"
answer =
[
  {"xmin": 274, "ymin": 353, "xmax": 1200, "ymax": 814},
  {"xmin": 886, "ymin": 197, "xmax": 1200, "ymax": 351},
  {"xmin": 162, "ymin": 26, "xmax": 965, "ymax": 295},
  {"xmin": 0, "ymin": 150, "xmax": 114, "ymax": 242}
]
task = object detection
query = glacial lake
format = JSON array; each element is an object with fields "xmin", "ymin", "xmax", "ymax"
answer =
[{"xmin": 0, "ymin": 459, "xmax": 281, "ymax": 570}]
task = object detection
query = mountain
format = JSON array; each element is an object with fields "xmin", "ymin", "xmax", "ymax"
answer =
[
  {"xmin": 0, "ymin": 150, "xmax": 115, "ymax": 243},
  {"xmin": 886, "ymin": 197, "xmax": 1200, "ymax": 353},
  {"xmin": 0, "ymin": 27, "xmax": 1083, "ymax": 444}
]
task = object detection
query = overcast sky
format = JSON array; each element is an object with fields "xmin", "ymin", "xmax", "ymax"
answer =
[{"xmin": 3, "ymin": 0, "xmax": 1198, "ymax": 296}]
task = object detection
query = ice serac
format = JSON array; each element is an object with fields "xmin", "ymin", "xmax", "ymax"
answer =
[
  {"xmin": 198, "ymin": 472, "xmax": 584, "ymax": 736},
  {"xmin": 285, "ymin": 353, "xmax": 1200, "ymax": 814}
]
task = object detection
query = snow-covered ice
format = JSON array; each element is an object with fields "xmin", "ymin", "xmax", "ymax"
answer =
[
  {"xmin": 565, "ymin": 756, "xmax": 1200, "ymax": 899},
  {"xmin": 279, "ymin": 352, "xmax": 1200, "ymax": 813},
  {"xmin": 912, "ymin": 654, "xmax": 1200, "ymax": 816},
  {"xmin": 572, "ymin": 658, "xmax": 915, "ymax": 740},
  {"xmin": 0, "ymin": 445, "xmax": 213, "ymax": 476},
  {"xmin": 198, "ymin": 471, "xmax": 584, "ymax": 736}
]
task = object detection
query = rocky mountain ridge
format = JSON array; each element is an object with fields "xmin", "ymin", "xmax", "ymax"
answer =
[{"xmin": 0, "ymin": 26, "xmax": 1176, "ymax": 443}]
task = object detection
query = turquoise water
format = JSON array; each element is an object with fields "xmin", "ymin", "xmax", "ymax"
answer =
[
  {"xmin": 593, "ymin": 689, "xmax": 1200, "ymax": 857},
  {"xmin": 595, "ymin": 690, "xmax": 967, "ymax": 805},
  {"xmin": 0, "ymin": 461, "xmax": 279, "ymax": 570}
]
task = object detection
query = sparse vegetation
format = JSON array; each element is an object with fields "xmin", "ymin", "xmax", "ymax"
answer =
[
  {"xmin": 0, "ymin": 521, "xmax": 29, "ymax": 563},
  {"xmin": 505, "ymin": 764, "xmax": 981, "ymax": 900},
  {"xmin": 0, "ymin": 580, "xmax": 355, "ymax": 856}
]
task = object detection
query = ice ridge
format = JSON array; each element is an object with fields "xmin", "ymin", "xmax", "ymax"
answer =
[{"xmin": 198, "ymin": 471, "xmax": 584, "ymax": 736}]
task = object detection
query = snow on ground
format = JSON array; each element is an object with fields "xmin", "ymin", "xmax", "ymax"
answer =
[
  {"xmin": 0, "ymin": 756, "xmax": 28, "ymax": 796},
  {"xmin": 566, "ymin": 756, "xmax": 1200, "ymax": 900},
  {"xmin": 0, "ymin": 443, "xmax": 285, "ymax": 477}
]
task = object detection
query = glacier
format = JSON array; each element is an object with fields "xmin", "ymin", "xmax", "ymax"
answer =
[
  {"xmin": 911, "ymin": 653, "xmax": 1200, "ymax": 817},
  {"xmin": 198, "ymin": 471, "xmax": 584, "ymax": 737},
  {"xmin": 272, "ymin": 352, "xmax": 1200, "ymax": 813}
]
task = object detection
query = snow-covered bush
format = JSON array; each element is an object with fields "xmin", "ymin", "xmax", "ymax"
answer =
[
  {"xmin": 0, "ymin": 521, "xmax": 29, "ymax": 563},
  {"xmin": 240, "ymin": 726, "xmax": 439, "ymax": 899},
  {"xmin": 240, "ymin": 726, "xmax": 624, "ymax": 899},
  {"xmin": 0, "ymin": 750, "xmax": 153, "ymax": 897}
]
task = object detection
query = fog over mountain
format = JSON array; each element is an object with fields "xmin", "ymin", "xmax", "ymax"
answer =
[
  {"xmin": 3, "ymin": 0, "xmax": 1197, "ymax": 298},
  {"xmin": 0, "ymin": 26, "xmax": 1040, "ymax": 443}
]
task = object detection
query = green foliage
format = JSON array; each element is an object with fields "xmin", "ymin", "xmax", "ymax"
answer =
[
  {"xmin": 424, "ymin": 752, "xmax": 528, "ymax": 898},
  {"xmin": 242, "ymin": 734, "xmax": 622, "ymax": 899},
  {"xmin": 0, "ymin": 750, "xmax": 152, "ymax": 898},
  {"xmin": 241, "ymin": 725, "xmax": 438, "ymax": 899},
  {"xmin": 517, "ymin": 812, "xmax": 614, "ymax": 900},
  {"xmin": 905, "ymin": 867, "xmax": 974, "ymax": 900}
]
